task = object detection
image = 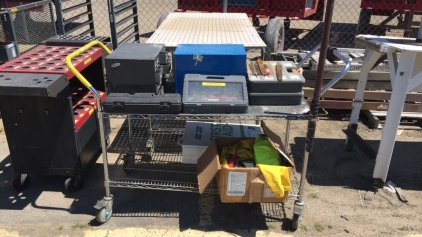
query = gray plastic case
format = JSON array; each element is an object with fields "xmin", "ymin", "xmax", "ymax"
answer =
[
  {"xmin": 248, "ymin": 91, "xmax": 304, "ymax": 106},
  {"xmin": 247, "ymin": 61, "xmax": 305, "ymax": 93},
  {"xmin": 182, "ymin": 74, "xmax": 248, "ymax": 114}
]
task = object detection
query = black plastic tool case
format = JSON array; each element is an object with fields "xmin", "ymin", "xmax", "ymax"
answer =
[
  {"xmin": 248, "ymin": 91, "xmax": 304, "ymax": 105},
  {"xmin": 182, "ymin": 74, "xmax": 248, "ymax": 114},
  {"xmin": 103, "ymin": 93, "xmax": 182, "ymax": 114},
  {"xmin": 247, "ymin": 61, "xmax": 305, "ymax": 93},
  {"xmin": 105, "ymin": 43, "xmax": 164, "ymax": 94}
]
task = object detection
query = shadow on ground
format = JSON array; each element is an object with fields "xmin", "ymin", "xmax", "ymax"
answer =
[
  {"xmin": 290, "ymin": 136, "xmax": 422, "ymax": 191},
  {"xmin": 0, "ymin": 152, "xmax": 284, "ymax": 236}
]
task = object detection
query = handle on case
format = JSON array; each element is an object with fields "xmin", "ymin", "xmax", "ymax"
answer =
[
  {"xmin": 206, "ymin": 76, "xmax": 225, "ymax": 80},
  {"xmin": 65, "ymin": 40, "xmax": 111, "ymax": 99}
]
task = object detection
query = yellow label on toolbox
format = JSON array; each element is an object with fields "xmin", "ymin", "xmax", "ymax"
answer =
[
  {"xmin": 89, "ymin": 107, "xmax": 94, "ymax": 115},
  {"xmin": 202, "ymin": 82, "xmax": 226, "ymax": 87},
  {"xmin": 84, "ymin": 57, "xmax": 92, "ymax": 65},
  {"xmin": 10, "ymin": 8, "xmax": 17, "ymax": 12}
]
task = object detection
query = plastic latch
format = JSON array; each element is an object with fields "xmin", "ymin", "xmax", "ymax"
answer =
[
  {"xmin": 159, "ymin": 102, "xmax": 171, "ymax": 111},
  {"xmin": 112, "ymin": 101, "xmax": 124, "ymax": 110}
]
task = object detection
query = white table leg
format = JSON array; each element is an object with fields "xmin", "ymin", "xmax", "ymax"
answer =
[
  {"xmin": 346, "ymin": 50, "xmax": 384, "ymax": 150},
  {"xmin": 373, "ymin": 51, "xmax": 417, "ymax": 182}
]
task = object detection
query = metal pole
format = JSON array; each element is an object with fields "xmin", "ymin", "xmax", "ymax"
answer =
[
  {"xmin": 4, "ymin": 10, "xmax": 20, "ymax": 55},
  {"xmin": 320, "ymin": 49, "xmax": 352, "ymax": 94},
  {"xmin": 107, "ymin": 0, "xmax": 118, "ymax": 49},
  {"xmin": 223, "ymin": 0, "xmax": 228, "ymax": 13},
  {"xmin": 284, "ymin": 120, "xmax": 291, "ymax": 154},
  {"xmin": 48, "ymin": 2, "xmax": 57, "ymax": 35},
  {"xmin": 297, "ymin": 0, "xmax": 336, "ymax": 207},
  {"xmin": 416, "ymin": 17, "xmax": 422, "ymax": 42},
  {"xmin": 297, "ymin": 44, "xmax": 321, "ymax": 68},
  {"xmin": 53, "ymin": 0, "xmax": 65, "ymax": 35}
]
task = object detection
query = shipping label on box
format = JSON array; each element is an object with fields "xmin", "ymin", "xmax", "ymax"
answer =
[
  {"xmin": 227, "ymin": 171, "xmax": 247, "ymax": 196},
  {"xmin": 263, "ymin": 183, "xmax": 276, "ymax": 198}
]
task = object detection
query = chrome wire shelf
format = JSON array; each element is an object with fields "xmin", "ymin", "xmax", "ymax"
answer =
[
  {"xmin": 108, "ymin": 131, "xmax": 218, "ymax": 194},
  {"xmin": 103, "ymin": 100, "xmax": 310, "ymax": 121},
  {"xmin": 108, "ymin": 128, "xmax": 299, "ymax": 198}
]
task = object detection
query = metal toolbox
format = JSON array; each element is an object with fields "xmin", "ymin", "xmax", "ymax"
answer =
[
  {"xmin": 103, "ymin": 93, "xmax": 182, "ymax": 114},
  {"xmin": 182, "ymin": 74, "xmax": 248, "ymax": 114},
  {"xmin": 174, "ymin": 44, "xmax": 246, "ymax": 94},
  {"xmin": 247, "ymin": 61, "xmax": 305, "ymax": 93},
  {"xmin": 105, "ymin": 43, "xmax": 165, "ymax": 94},
  {"xmin": 248, "ymin": 91, "xmax": 304, "ymax": 105}
]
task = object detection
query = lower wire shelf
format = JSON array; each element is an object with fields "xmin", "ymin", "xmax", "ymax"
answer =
[
  {"xmin": 107, "ymin": 125, "xmax": 299, "ymax": 200},
  {"xmin": 108, "ymin": 131, "xmax": 218, "ymax": 194}
]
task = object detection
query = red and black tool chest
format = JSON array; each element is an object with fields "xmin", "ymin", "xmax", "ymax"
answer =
[{"xmin": 0, "ymin": 42, "xmax": 110, "ymax": 192}]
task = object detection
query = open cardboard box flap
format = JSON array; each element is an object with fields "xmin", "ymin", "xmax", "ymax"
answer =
[
  {"xmin": 196, "ymin": 136, "xmax": 221, "ymax": 194},
  {"xmin": 196, "ymin": 121, "xmax": 287, "ymax": 194}
]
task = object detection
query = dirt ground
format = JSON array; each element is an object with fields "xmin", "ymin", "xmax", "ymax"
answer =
[
  {"xmin": 282, "ymin": 117, "xmax": 422, "ymax": 237},
  {"xmin": 0, "ymin": 113, "xmax": 422, "ymax": 237}
]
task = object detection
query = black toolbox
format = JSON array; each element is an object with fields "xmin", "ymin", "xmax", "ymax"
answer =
[
  {"xmin": 247, "ymin": 61, "xmax": 305, "ymax": 93},
  {"xmin": 0, "ymin": 72, "xmax": 109, "ymax": 192},
  {"xmin": 248, "ymin": 91, "xmax": 304, "ymax": 105},
  {"xmin": 182, "ymin": 74, "xmax": 248, "ymax": 114},
  {"xmin": 103, "ymin": 93, "xmax": 182, "ymax": 114},
  {"xmin": 105, "ymin": 43, "xmax": 165, "ymax": 94}
]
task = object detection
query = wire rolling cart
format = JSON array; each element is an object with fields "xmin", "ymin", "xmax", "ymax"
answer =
[{"xmin": 65, "ymin": 40, "xmax": 349, "ymax": 229}]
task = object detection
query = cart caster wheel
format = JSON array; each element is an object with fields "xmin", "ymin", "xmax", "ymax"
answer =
[
  {"xmin": 13, "ymin": 174, "xmax": 30, "ymax": 192},
  {"xmin": 64, "ymin": 176, "xmax": 84, "ymax": 192},
  {"xmin": 291, "ymin": 213, "xmax": 301, "ymax": 231},
  {"xmin": 96, "ymin": 207, "xmax": 113, "ymax": 224}
]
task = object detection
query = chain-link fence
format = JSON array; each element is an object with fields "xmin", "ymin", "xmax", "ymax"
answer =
[
  {"xmin": 1, "ymin": 0, "xmax": 56, "ymax": 54},
  {"xmin": 0, "ymin": 10, "xmax": 12, "ymax": 43},
  {"xmin": 54, "ymin": 0, "xmax": 95, "ymax": 36},
  {"xmin": 87, "ymin": 0, "xmax": 421, "ymax": 51},
  {"xmin": 2, "ymin": 0, "xmax": 421, "ymax": 53}
]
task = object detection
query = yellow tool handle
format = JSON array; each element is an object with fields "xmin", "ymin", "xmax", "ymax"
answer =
[{"xmin": 65, "ymin": 40, "xmax": 111, "ymax": 90}]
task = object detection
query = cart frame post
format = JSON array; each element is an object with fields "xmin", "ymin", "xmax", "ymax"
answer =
[
  {"xmin": 65, "ymin": 41, "xmax": 114, "ymax": 222},
  {"xmin": 292, "ymin": 0, "xmax": 336, "ymax": 230}
]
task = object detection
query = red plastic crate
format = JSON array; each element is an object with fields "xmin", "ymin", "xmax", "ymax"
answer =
[
  {"xmin": 73, "ymin": 104, "xmax": 94, "ymax": 131},
  {"xmin": 76, "ymin": 91, "xmax": 107, "ymax": 109},
  {"xmin": 71, "ymin": 87, "xmax": 90, "ymax": 107},
  {"xmin": 0, "ymin": 45, "xmax": 103, "ymax": 80}
]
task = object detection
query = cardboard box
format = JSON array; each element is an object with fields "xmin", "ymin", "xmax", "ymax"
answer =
[
  {"xmin": 197, "ymin": 122, "xmax": 292, "ymax": 203},
  {"xmin": 182, "ymin": 121, "xmax": 262, "ymax": 164}
]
